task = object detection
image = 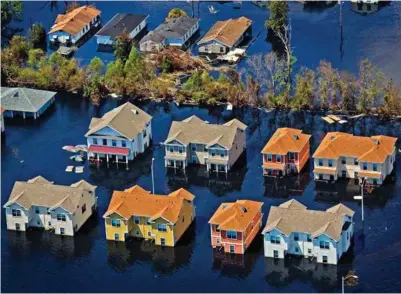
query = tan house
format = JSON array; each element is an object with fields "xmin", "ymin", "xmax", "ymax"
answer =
[
  {"xmin": 164, "ymin": 115, "xmax": 247, "ymax": 173},
  {"xmin": 313, "ymin": 132, "xmax": 397, "ymax": 187},
  {"xmin": 198, "ymin": 17, "xmax": 252, "ymax": 55},
  {"xmin": 3, "ymin": 176, "xmax": 97, "ymax": 236}
]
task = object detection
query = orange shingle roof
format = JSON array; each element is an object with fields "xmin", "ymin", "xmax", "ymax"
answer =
[
  {"xmin": 48, "ymin": 6, "xmax": 101, "ymax": 35},
  {"xmin": 208, "ymin": 200, "xmax": 263, "ymax": 232},
  {"xmin": 198, "ymin": 17, "xmax": 252, "ymax": 48},
  {"xmin": 261, "ymin": 128, "xmax": 311, "ymax": 155},
  {"xmin": 313, "ymin": 132, "xmax": 397, "ymax": 163},
  {"xmin": 103, "ymin": 185, "xmax": 195, "ymax": 224}
]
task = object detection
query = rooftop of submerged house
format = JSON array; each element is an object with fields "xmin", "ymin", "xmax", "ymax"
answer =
[{"xmin": 261, "ymin": 128, "xmax": 311, "ymax": 155}]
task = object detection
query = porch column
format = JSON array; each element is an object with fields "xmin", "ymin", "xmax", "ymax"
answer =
[
  {"xmin": 126, "ymin": 156, "xmax": 128, "ymax": 170},
  {"xmin": 174, "ymin": 160, "xmax": 176, "ymax": 169},
  {"xmin": 106, "ymin": 154, "xmax": 109, "ymax": 163},
  {"xmin": 116, "ymin": 155, "xmax": 119, "ymax": 167},
  {"xmin": 96, "ymin": 154, "xmax": 100, "ymax": 166},
  {"xmin": 23, "ymin": 112, "xmax": 26, "ymax": 119},
  {"xmin": 225, "ymin": 165, "xmax": 228, "ymax": 174}
]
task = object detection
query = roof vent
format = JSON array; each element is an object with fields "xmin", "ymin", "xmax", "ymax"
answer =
[
  {"xmin": 14, "ymin": 92, "xmax": 19, "ymax": 98},
  {"xmin": 131, "ymin": 109, "xmax": 138, "ymax": 115},
  {"xmin": 222, "ymin": 205, "xmax": 228, "ymax": 210},
  {"xmin": 330, "ymin": 135, "xmax": 336, "ymax": 140},
  {"xmin": 373, "ymin": 139, "xmax": 380, "ymax": 145},
  {"xmin": 293, "ymin": 134, "xmax": 299, "ymax": 140},
  {"xmin": 240, "ymin": 206, "xmax": 247, "ymax": 213}
]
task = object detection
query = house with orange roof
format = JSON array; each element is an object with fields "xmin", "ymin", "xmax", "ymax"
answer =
[
  {"xmin": 48, "ymin": 5, "xmax": 101, "ymax": 45},
  {"xmin": 208, "ymin": 200, "xmax": 263, "ymax": 254},
  {"xmin": 313, "ymin": 132, "xmax": 397, "ymax": 187},
  {"xmin": 103, "ymin": 185, "xmax": 195, "ymax": 246},
  {"xmin": 261, "ymin": 128, "xmax": 311, "ymax": 177}
]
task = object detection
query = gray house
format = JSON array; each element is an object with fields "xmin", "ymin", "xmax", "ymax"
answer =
[
  {"xmin": 1, "ymin": 87, "xmax": 57, "ymax": 119},
  {"xmin": 139, "ymin": 16, "xmax": 199, "ymax": 52}
]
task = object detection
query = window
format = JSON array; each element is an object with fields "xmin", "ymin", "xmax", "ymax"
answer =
[
  {"xmin": 373, "ymin": 164, "xmax": 377, "ymax": 171},
  {"xmin": 93, "ymin": 138, "xmax": 98, "ymax": 145},
  {"xmin": 192, "ymin": 144, "xmax": 196, "ymax": 151},
  {"xmin": 354, "ymin": 159, "xmax": 359, "ymax": 165},
  {"xmin": 147, "ymin": 218, "xmax": 151, "ymax": 225},
  {"xmin": 328, "ymin": 160, "xmax": 333, "ymax": 167},
  {"xmin": 112, "ymin": 140, "xmax": 117, "ymax": 147},
  {"xmin": 111, "ymin": 219, "xmax": 121, "ymax": 227},
  {"xmin": 179, "ymin": 146, "xmax": 183, "ymax": 153},
  {"xmin": 134, "ymin": 216, "xmax": 140, "ymax": 224},
  {"xmin": 57, "ymin": 214, "xmax": 66, "ymax": 222},
  {"xmin": 157, "ymin": 223, "xmax": 167, "ymax": 232},
  {"xmin": 342, "ymin": 170, "xmax": 347, "ymax": 178},
  {"xmin": 319, "ymin": 159, "xmax": 323, "ymax": 166},
  {"xmin": 363, "ymin": 163, "xmax": 368, "ymax": 170},
  {"xmin": 330, "ymin": 175, "xmax": 334, "ymax": 181},
  {"xmin": 37, "ymin": 221, "xmax": 40, "ymax": 225},
  {"xmin": 160, "ymin": 238, "xmax": 166, "ymax": 246},
  {"xmin": 289, "ymin": 152, "xmax": 295, "ymax": 160},
  {"xmin": 12, "ymin": 209, "xmax": 21, "ymax": 217},
  {"xmin": 122, "ymin": 141, "xmax": 127, "ymax": 148},
  {"xmin": 319, "ymin": 174, "xmax": 323, "ymax": 180},
  {"xmin": 114, "ymin": 233, "xmax": 120, "ymax": 241},
  {"xmin": 215, "ymin": 225, "xmax": 220, "ymax": 233},
  {"xmin": 103, "ymin": 139, "xmax": 107, "ymax": 146},
  {"xmin": 270, "ymin": 235, "xmax": 280, "ymax": 244},
  {"xmin": 273, "ymin": 250, "xmax": 279, "ymax": 258},
  {"xmin": 35, "ymin": 207, "xmax": 40, "ymax": 214},
  {"xmin": 216, "ymin": 238, "xmax": 220, "ymax": 244},
  {"xmin": 342, "ymin": 157, "xmax": 346, "ymax": 164},
  {"xmin": 143, "ymin": 130, "xmax": 147, "ymax": 138},
  {"xmin": 169, "ymin": 146, "xmax": 174, "ymax": 152},
  {"xmin": 307, "ymin": 235, "xmax": 312, "ymax": 242},
  {"xmin": 16, "ymin": 223, "xmax": 21, "ymax": 231},
  {"xmin": 220, "ymin": 47, "xmax": 225, "ymax": 53},
  {"xmin": 373, "ymin": 179, "xmax": 378, "ymax": 185},
  {"xmin": 320, "ymin": 241, "xmax": 330, "ymax": 249},
  {"xmin": 277, "ymin": 155, "xmax": 282, "ymax": 163},
  {"xmin": 294, "ymin": 233, "xmax": 299, "ymax": 241},
  {"xmin": 211, "ymin": 150, "xmax": 216, "ymax": 156},
  {"xmin": 229, "ymin": 245, "xmax": 235, "ymax": 253},
  {"xmin": 136, "ymin": 230, "xmax": 140, "ymax": 236},
  {"xmin": 308, "ymin": 249, "xmax": 312, "ymax": 254},
  {"xmin": 226, "ymin": 231, "xmax": 237, "ymax": 239},
  {"xmin": 81, "ymin": 204, "xmax": 86, "ymax": 214},
  {"xmin": 60, "ymin": 228, "xmax": 65, "ymax": 235},
  {"xmin": 220, "ymin": 150, "xmax": 226, "ymax": 158},
  {"xmin": 267, "ymin": 154, "xmax": 272, "ymax": 162},
  {"xmin": 295, "ymin": 247, "xmax": 299, "ymax": 253},
  {"xmin": 322, "ymin": 255, "xmax": 328, "ymax": 263},
  {"xmin": 148, "ymin": 231, "xmax": 152, "ymax": 237}
]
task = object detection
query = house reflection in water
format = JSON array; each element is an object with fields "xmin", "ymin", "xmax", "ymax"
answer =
[
  {"xmin": 107, "ymin": 223, "xmax": 196, "ymax": 274},
  {"xmin": 166, "ymin": 164, "xmax": 246, "ymax": 196},
  {"xmin": 264, "ymin": 171, "xmax": 310, "ymax": 198},
  {"xmin": 6, "ymin": 214, "xmax": 98, "ymax": 260},
  {"xmin": 211, "ymin": 235, "xmax": 263, "ymax": 279}
]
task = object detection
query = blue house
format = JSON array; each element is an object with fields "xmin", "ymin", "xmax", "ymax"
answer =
[{"xmin": 139, "ymin": 16, "xmax": 199, "ymax": 52}]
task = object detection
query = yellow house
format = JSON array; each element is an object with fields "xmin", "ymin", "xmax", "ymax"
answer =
[{"xmin": 103, "ymin": 185, "xmax": 195, "ymax": 246}]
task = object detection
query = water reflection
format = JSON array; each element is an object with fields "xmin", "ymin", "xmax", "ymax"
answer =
[
  {"xmin": 211, "ymin": 235, "xmax": 263, "ymax": 279},
  {"xmin": 6, "ymin": 214, "xmax": 98, "ymax": 260},
  {"xmin": 264, "ymin": 171, "xmax": 311, "ymax": 198},
  {"xmin": 107, "ymin": 223, "xmax": 196, "ymax": 274},
  {"xmin": 350, "ymin": 0, "xmax": 390, "ymax": 15}
]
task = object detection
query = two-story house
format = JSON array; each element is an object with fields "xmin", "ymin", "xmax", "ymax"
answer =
[
  {"xmin": 85, "ymin": 102, "xmax": 152, "ymax": 168},
  {"xmin": 313, "ymin": 132, "xmax": 397, "ymax": 187},
  {"xmin": 208, "ymin": 200, "xmax": 263, "ymax": 254},
  {"xmin": 48, "ymin": 5, "xmax": 101, "ymax": 46},
  {"xmin": 3, "ymin": 176, "xmax": 97, "ymax": 236},
  {"xmin": 103, "ymin": 185, "xmax": 195, "ymax": 246},
  {"xmin": 164, "ymin": 115, "xmax": 247, "ymax": 173},
  {"xmin": 262, "ymin": 199, "xmax": 354, "ymax": 265},
  {"xmin": 261, "ymin": 128, "xmax": 311, "ymax": 177}
]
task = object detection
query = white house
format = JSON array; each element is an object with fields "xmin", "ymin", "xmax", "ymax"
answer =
[
  {"xmin": 262, "ymin": 199, "xmax": 354, "ymax": 265},
  {"xmin": 48, "ymin": 5, "xmax": 101, "ymax": 45},
  {"xmin": 85, "ymin": 102, "xmax": 152, "ymax": 167},
  {"xmin": 95, "ymin": 14, "xmax": 148, "ymax": 45},
  {"xmin": 3, "ymin": 176, "xmax": 97, "ymax": 236}
]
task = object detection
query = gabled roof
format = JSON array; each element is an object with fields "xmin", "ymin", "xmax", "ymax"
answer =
[
  {"xmin": 261, "ymin": 128, "xmax": 311, "ymax": 155},
  {"xmin": 198, "ymin": 17, "xmax": 252, "ymax": 48},
  {"xmin": 3, "ymin": 176, "xmax": 96, "ymax": 214},
  {"xmin": 313, "ymin": 132, "xmax": 397, "ymax": 163},
  {"xmin": 164, "ymin": 115, "xmax": 247, "ymax": 149},
  {"xmin": 70, "ymin": 179, "xmax": 97, "ymax": 192},
  {"xmin": 103, "ymin": 185, "xmax": 195, "ymax": 224},
  {"xmin": 48, "ymin": 5, "xmax": 101, "ymax": 35},
  {"xmin": 208, "ymin": 200, "xmax": 263, "ymax": 232},
  {"xmin": 96, "ymin": 14, "xmax": 148, "ymax": 39},
  {"xmin": 139, "ymin": 16, "xmax": 199, "ymax": 44},
  {"xmin": 1, "ymin": 87, "xmax": 56, "ymax": 113},
  {"xmin": 85, "ymin": 102, "xmax": 152, "ymax": 140},
  {"xmin": 262, "ymin": 199, "xmax": 354, "ymax": 241}
]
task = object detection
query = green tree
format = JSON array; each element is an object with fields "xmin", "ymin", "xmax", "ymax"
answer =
[
  {"xmin": 27, "ymin": 48, "xmax": 44, "ymax": 68},
  {"xmin": 113, "ymin": 31, "xmax": 132, "ymax": 62},
  {"xmin": 104, "ymin": 59, "xmax": 126, "ymax": 95},
  {"xmin": 357, "ymin": 59, "xmax": 384, "ymax": 113},
  {"xmin": 161, "ymin": 55, "xmax": 173, "ymax": 73},
  {"xmin": 266, "ymin": 1, "xmax": 288, "ymax": 32},
  {"xmin": 292, "ymin": 68, "xmax": 315, "ymax": 109},
  {"xmin": 317, "ymin": 61, "xmax": 341, "ymax": 110},
  {"xmin": 382, "ymin": 79, "xmax": 401, "ymax": 116},
  {"xmin": 1, "ymin": 1, "xmax": 23, "ymax": 35},
  {"xmin": 28, "ymin": 23, "xmax": 47, "ymax": 49},
  {"xmin": 166, "ymin": 8, "xmax": 187, "ymax": 22},
  {"xmin": 84, "ymin": 57, "xmax": 105, "ymax": 105}
]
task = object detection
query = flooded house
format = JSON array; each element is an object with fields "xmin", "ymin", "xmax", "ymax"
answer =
[
  {"xmin": 261, "ymin": 128, "xmax": 311, "ymax": 177},
  {"xmin": 198, "ymin": 16, "xmax": 252, "ymax": 55},
  {"xmin": 95, "ymin": 13, "xmax": 149, "ymax": 45},
  {"xmin": 48, "ymin": 5, "xmax": 101, "ymax": 46},
  {"xmin": 103, "ymin": 185, "xmax": 195, "ymax": 246},
  {"xmin": 139, "ymin": 16, "xmax": 199, "ymax": 52},
  {"xmin": 262, "ymin": 199, "xmax": 354, "ymax": 265},
  {"xmin": 313, "ymin": 132, "xmax": 397, "ymax": 187},
  {"xmin": 208, "ymin": 200, "xmax": 263, "ymax": 254},
  {"xmin": 85, "ymin": 102, "xmax": 152, "ymax": 167},
  {"xmin": 3, "ymin": 176, "xmax": 97, "ymax": 236},
  {"xmin": 1, "ymin": 87, "xmax": 56, "ymax": 119},
  {"xmin": 164, "ymin": 115, "xmax": 247, "ymax": 173}
]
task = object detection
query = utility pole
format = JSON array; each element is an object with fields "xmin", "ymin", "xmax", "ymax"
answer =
[
  {"xmin": 339, "ymin": 0, "xmax": 344, "ymax": 60},
  {"xmin": 151, "ymin": 157, "xmax": 155, "ymax": 194}
]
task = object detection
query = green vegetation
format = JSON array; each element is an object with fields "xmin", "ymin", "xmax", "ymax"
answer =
[
  {"xmin": 166, "ymin": 8, "xmax": 187, "ymax": 22},
  {"xmin": 28, "ymin": 23, "xmax": 46, "ymax": 49},
  {"xmin": 1, "ymin": 1, "xmax": 23, "ymax": 33},
  {"xmin": 113, "ymin": 31, "xmax": 132, "ymax": 62},
  {"xmin": 265, "ymin": 1, "xmax": 289, "ymax": 32}
]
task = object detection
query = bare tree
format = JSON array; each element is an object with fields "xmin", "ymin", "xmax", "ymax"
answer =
[{"xmin": 274, "ymin": 23, "xmax": 293, "ymax": 91}]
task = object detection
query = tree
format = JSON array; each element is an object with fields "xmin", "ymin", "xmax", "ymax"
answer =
[
  {"xmin": 113, "ymin": 31, "xmax": 132, "ymax": 62},
  {"xmin": 28, "ymin": 23, "xmax": 47, "ymax": 49},
  {"xmin": 339, "ymin": 71, "xmax": 358, "ymax": 111},
  {"xmin": 166, "ymin": 8, "xmax": 187, "ymax": 22},
  {"xmin": 266, "ymin": 1, "xmax": 289, "ymax": 32},
  {"xmin": 316, "ymin": 61, "xmax": 341, "ymax": 110},
  {"xmin": 124, "ymin": 47, "xmax": 154, "ymax": 96},
  {"xmin": 357, "ymin": 59, "xmax": 384, "ymax": 113},
  {"xmin": 161, "ymin": 55, "xmax": 173, "ymax": 73},
  {"xmin": 1, "ymin": 1, "xmax": 23, "ymax": 38},
  {"xmin": 84, "ymin": 57, "xmax": 105, "ymax": 105},
  {"xmin": 1, "ymin": 35, "xmax": 31, "ymax": 71},
  {"xmin": 382, "ymin": 79, "xmax": 401, "ymax": 116},
  {"xmin": 293, "ymin": 68, "xmax": 315, "ymax": 109},
  {"xmin": 27, "ymin": 49, "xmax": 44, "ymax": 68},
  {"xmin": 104, "ymin": 59, "xmax": 126, "ymax": 95}
]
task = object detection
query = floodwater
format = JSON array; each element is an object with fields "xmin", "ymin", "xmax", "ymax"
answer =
[
  {"xmin": 1, "ymin": 94, "xmax": 401, "ymax": 293},
  {"xmin": 9, "ymin": 1, "xmax": 401, "ymax": 82}
]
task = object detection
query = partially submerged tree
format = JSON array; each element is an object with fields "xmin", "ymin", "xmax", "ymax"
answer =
[
  {"xmin": 28, "ymin": 23, "xmax": 47, "ymax": 50},
  {"xmin": 357, "ymin": 59, "xmax": 384, "ymax": 113},
  {"xmin": 1, "ymin": 1, "xmax": 23, "ymax": 39},
  {"xmin": 113, "ymin": 31, "xmax": 132, "ymax": 62},
  {"xmin": 292, "ymin": 67, "xmax": 315, "ymax": 110},
  {"xmin": 166, "ymin": 8, "xmax": 187, "ymax": 22},
  {"xmin": 266, "ymin": 1, "xmax": 289, "ymax": 32}
]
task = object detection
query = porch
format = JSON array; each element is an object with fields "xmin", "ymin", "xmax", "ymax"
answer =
[
  {"xmin": 205, "ymin": 157, "xmax": 229, "ymax": 173},
  {"xmin": 88, "ymin": 145, "xmax": 130, "ymax": 169},
  {"xmin": 262, "ymin": 162, "xmax": 285, "ymax": 177}
]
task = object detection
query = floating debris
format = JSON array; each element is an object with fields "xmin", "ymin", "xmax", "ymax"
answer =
[
  {"xmin": 75, "ymin": 166, "xmax": 84, "ymax": 173},
  {"xmin": 327, "ymin": 114, "xmax": 341, "ymax": 121},
  {"xmin": 208, "ymin": 5, "xmax": 219, "ymax": 14},
  {"xmin": 322, "ymin": 116, "xmax": 335, "ymax": 124},
  {"xmin": 62, "ymin": 145, "xmax": 77, "ymax": 152},
  {"xmin": 65, "ymin": 166, "xmax": 74, "ymax": 172},
  {"xmin": 339, "ymin": 119, "xmax": 348, "ymax": 124},
  {"xmin": 75, "ymin": 144, "xmax": 88, "ymax": 152},
  {"xmin": 70, "ymin": 155, "xmax": 84, "ymax": 162}
]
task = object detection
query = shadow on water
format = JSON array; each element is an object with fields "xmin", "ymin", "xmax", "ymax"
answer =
[
  {"xmin": 106, "ymin": 222, "xmax": 196, "ymax": 274},
  {"xmin": 264, "ymin": 169, "xmax": 311, "ymax": 199}
]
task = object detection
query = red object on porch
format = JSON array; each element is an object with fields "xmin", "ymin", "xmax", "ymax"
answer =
[{"xmin": 88, "ymin": 145, "xmax": 129, "ymax": 155}]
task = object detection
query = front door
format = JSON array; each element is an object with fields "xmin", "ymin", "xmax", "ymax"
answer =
[
  {"xmin": 273, "ymin": 250, "xmax": 279, "ymax": 258},
  {"xmin": 229, "ymin": 245, "xmax": 235, "ymax": 253},
  {"xmin": 160, "ymin": 238, "xmax": 166, "ymax": 246},
  {"xmin": 15, "ymin": 223, "xmax": 20, "ymax": 231}
]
